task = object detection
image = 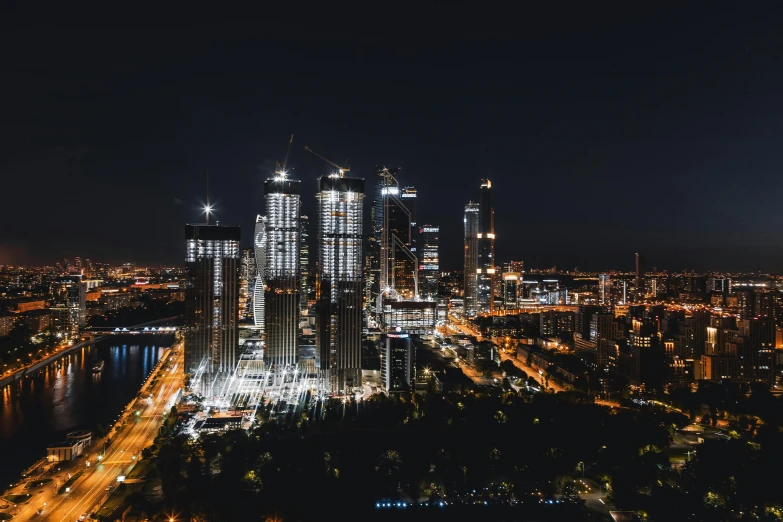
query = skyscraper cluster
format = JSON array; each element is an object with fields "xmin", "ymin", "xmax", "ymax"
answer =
[
  {"xmin": 185, "ymin": 156, "xmax": 371, "ymax": 395},
  {"xmin": 364, "ymin": 166, "xmax": 439, "ymax": 335}
]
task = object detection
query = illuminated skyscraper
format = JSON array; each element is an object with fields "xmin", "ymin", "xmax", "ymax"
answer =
[
  {"xmin": 419, "ymin": 224, "xmax": 439, "ymax": 299},
  {"xmin": 477, "ymin": 179, "xmax": 495, "ymax": 314},
  {"xmin": 635, "ymin": 252, "xmax": 645, "ymax": 290},
  {"xmin": 365, "ymin": 166, "xmax": 398, "ymax": 313},
  {"xmin": 315, "ymin": 174, "xmax": 365, "ymax": 393},
  {"xmin": 401, "ymin": 186, "xmax": 417, "ymax": 254},
  {"xmin": 371, "ymin": 167, "xmax": 418, "ymax": 304},
  {"xmin": 184, "ymin": 224, "xmax": 241, "ymax": 393},
  {"xmin": 264, "ymin": 177, "xmax": 301, "ymax": 369},
  {"xmin": 253, "ymin": 215, "xmax": 266, "ymax": 335},
  {"xmin": 599, "ymin": 273, "xmax": 612, "ymax": 305},
  {"xmin": 239, "ymin": 248, "xmax": 255, "ymax": 321},
  {"xmin": 463, "ymin": 202, "xmax": 479, "ymax": 316},
  {"xmin": 300, "ymin": 215, "xmax": 311, "ymax": 310}
]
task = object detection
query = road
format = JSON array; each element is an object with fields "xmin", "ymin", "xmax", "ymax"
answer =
[
  {"xmin": 443, "ymin": 316, "xmax": 560, "ymax": 390},
  {"xmin": 17, "ymin": 343, "xmax": 184, "ymax": 522}
]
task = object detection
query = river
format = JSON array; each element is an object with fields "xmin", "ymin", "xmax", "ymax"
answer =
[{"xmin": 0, "ymin": 335, "xmax": 174, "ymax": 487}]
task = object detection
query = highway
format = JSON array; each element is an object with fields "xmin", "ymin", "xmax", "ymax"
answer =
[{"xmin": 16, "ymin": 342, "xmax": 184, "ymax": 522}]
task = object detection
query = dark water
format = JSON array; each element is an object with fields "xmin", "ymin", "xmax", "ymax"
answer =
[{"xmin": 0, "ymin": 335, "xmax": 171, "ymax": 487}]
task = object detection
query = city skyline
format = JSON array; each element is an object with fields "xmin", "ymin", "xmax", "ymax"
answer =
[{"xmin": 4, "ymin": 7, "xmax": 783, "ymax": 271}]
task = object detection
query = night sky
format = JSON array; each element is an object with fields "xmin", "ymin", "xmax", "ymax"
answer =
[{"xmin": 2, "ymin": 6, "xmax": 783, "ymax": 272}]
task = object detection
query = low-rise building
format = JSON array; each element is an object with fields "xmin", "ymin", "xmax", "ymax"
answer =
[{"xmin": 47, "ymin": 439, "xmax": 86, "ymax": 462}]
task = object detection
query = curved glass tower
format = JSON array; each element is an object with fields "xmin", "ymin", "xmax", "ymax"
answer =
[{"xmin": 253, "ymin": 215, "xmax": 266, "ymax": 335}]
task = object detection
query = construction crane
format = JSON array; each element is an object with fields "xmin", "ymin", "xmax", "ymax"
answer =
[
  {"xmin": 275, "ymin": 134, "xmax": 295, "ymax": 177},
  {"xmin": 304, "ymin": 146, "xmax": 350, "ymax": 177}
]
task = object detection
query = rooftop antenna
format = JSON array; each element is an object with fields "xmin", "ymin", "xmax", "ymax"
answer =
[
  {"xmin": 275, "ymin": 134, "xmax": 295, "ymax": 178},
  {"xmin": 205, "ymin": 169, "xmax": 212, "ymax": 225}
]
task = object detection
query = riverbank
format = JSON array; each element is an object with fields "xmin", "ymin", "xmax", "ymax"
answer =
[
  {"xmin": 0, "ymin": 315, "xmax": 182, "ymax": 391},
  {"xmin": 0, "ymin": 337, "xmax": 103, "ymax": 390},
  {"xmin": 0, "ymin": 340, "xmax": 182, "ymax": 521}
]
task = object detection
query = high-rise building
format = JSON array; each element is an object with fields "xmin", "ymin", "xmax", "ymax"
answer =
[
  {"xmin": 374, "ymin": 168, "xmax": 418, "ymax": 301},
  {"xmin": 366, "ymin": 166, "xmax": 398, "ymax": 312},
  {"xmin": 380, "ymin": 331, "xmax": 415, "ymax": 395},
  {"xmin": 502, "ymin": 272, "xmax": 520, "ymax": 309},
  {"xmin": 599, "ymin": 274, "xmax": 612, "ymax": 305},
  {"xmin": 239, "ymin": 248, "xmax": 255, "ymax": 321},
  {"xmin": 184, "ymin": 224, "xmax": 241, "ymax": 392},
  {"xmin": 253, "ymin": 215, "xmax": 266, "ymax": 335},
  {"xmin": 635, "ymin": 252, "xmax": 645, "ymax": 290},
  {"xmin": 315, "ymin": 174, "xmax": 365, "ymax": 393},
  {"xmin": 477, "ymin": 179, "xmax": 495, "ymax": 313},
  {"xmin": 51, "ymin": 276, "xmax": 87, "ymax": 328},
  {"xmin": 300, "ymin": 214, "xmax": 311, "ymax": 310},
  {"xmin": 401, "ymin": 186, "xmax": 417, "ymax": 254},
  {"xmin": 419, "ymin": 224, "xmax": 439, "ymax": 299},
  {"xmin": 264, "ymin": 176, "xmax": 301, "ymax": 369},
  {"xmin": 463, "ymin": 202, "xmax": 479, "ymax": 316}
]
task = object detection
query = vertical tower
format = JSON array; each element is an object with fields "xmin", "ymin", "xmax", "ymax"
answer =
[
  {"xmin": 315, "ymin": 174, "xmax": 365, "ymax": 393},
  {"xmin": 300, "ymin": 215, "xmax": 311, "ymax": 310},
  {"xmin": 239, "ymin": 248, "xmax": 255, "ymax": 321},
  {"xmin": 401, "ymin": 186, "xmax": 417, "ymax": 256},
  {"xmin": 477, "ymin": 179, "xmax": 495, "ymax": 314},
  {"xmin": 419, "ymin": 224, "xmax": 439, "ymax": 299},
  {"xmin": 463, "ymin": 202, "xmax": 479, "ymax": 316},
  {"xmin": 366, "ymin": 166, "xmax": 398, "ymax": 314},
  {"xmin": 184, "ymin": 224, "xmax": 241, "ymax": 393},
  {"xmin": 599, "ymin": 274, "xmax": 612, "ymax": 305},
  {"xmin": 253, "ymin": 215, "xmax": 266, "ymax": 336},
  {"xmin": 635, "ymin": 252, "xmax": 645, "ymax": 290},
  {"xmin": 264, "ymin": 177, "xmax": 301, "ymax": 369}
]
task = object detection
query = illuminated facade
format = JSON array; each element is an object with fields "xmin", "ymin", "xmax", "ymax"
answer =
[
  {"xmin": 477, "ymin": 179, "xmax": 495, "ymax": 314},
  {"xmin": 184, "ymin": 224, "xmax": 241, "ymax": 393},
  {"xmin": 419, "ymin": 224, "xmax": 439, "ymax": 299},
  {"xmin": 315, "ymin": 175, "xmax": 365, "ymax": 393},
  {"xmin": 51, "ymin": 276, "xmax": 86, "ymax": 328},
  {"xmin": 380, "ymin": 332, "xmax": 415, "ymax": 395},
  {"xmin": 463, "ymin": 202, "xmax": 479, "ymax": 316},
  {"xmin": 382, "ymin": 300, "xmax": 437, "ymax": 336},
  {"xmin": 253, "ymin": 215, "xmax": 266, "ymax": 335},
  {"xmin": 401, "ymin": 186, "xmax": 417, "ymax": 255},
  {"xmin": 365, "ymin": 166, "xmax": 398, "ymax": 313},
  {"xmin": 239, "ymin": 248, "xmax": 255, "ymax": 321},
  {"xmin": 300, "ymin": 215, "xmax": 311, "ymax": 310},
  {"xmin": 264, "ymin": 178, "xmax": 301, "ymax": 369},
  {"xmin": 599, "ymin": 273, "xmax": 611, "ymax": 305}
]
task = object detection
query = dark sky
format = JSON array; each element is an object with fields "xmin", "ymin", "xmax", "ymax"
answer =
[{"xmin": 2, "ymin": 5, "xmax": 783, "ymax": 272}]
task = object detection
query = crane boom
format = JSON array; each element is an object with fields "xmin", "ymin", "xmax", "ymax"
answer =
[
  {"xmin": 282, "ymin": 133, "xmax": 294, "ymax": 171},
  {"xmin": 304, "ymin": 146, "xmax": 350, "ymax": 175}
]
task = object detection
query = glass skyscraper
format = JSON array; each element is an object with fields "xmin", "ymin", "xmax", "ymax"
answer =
[
  {"xmin": 419, "ymin": 224, "xmax": 439, "ymax": 299},
  {"xmin": 184, "ymin": 224, "xmax": 241, "ymax": 394},
  {"xmin": 264, "ymin": 177, "xmax": 301, "ymax": 370},
  {"xmin": 463, "ymin": 202, "xmax": 479, "ymax": 316},
  {"xmin": 253, "ymin": 214, "xmax": 266, "ymax": 335},
  {"xmin": 477, "ymin": 179, "xmax": 495, "ymax": 314},
  {"xmin": 315, "ymin": 174, "xmax": 365, "ymax": 393}
]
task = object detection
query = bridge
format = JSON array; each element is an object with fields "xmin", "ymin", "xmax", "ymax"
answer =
[{"xmin": 84, "ymin": 325, "xmax": 181, "ymax": 335}]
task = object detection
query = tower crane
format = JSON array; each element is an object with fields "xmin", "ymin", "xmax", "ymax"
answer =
[
  {"xmin": 275, "ymin": 134, "xmax": 295, "ymax": 177},
  {"xmin": 304, "ymin": 146, "xmax": 350, "ymax": 177}
]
